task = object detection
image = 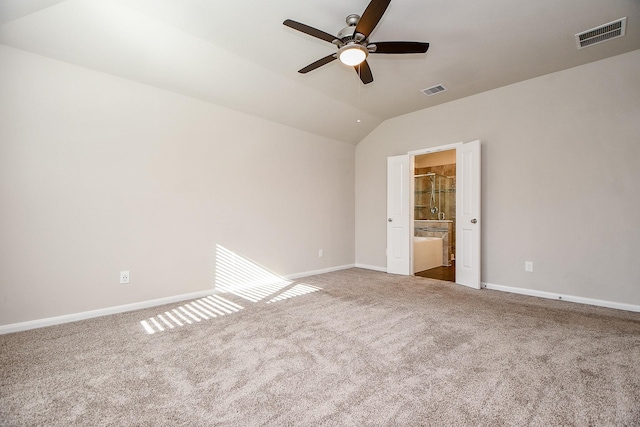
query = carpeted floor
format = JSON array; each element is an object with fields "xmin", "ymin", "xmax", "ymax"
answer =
[{"xmin": 1, "ymin": 268, "xmax": 639, "ymax": 426}]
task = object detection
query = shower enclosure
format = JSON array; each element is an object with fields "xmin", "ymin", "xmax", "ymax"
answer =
[{"xmin": 414, "ymin": 173, "xmax": 455, "ymax": 220}]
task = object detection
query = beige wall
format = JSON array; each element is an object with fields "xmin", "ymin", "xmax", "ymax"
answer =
[
  {"xmin": 0, "ymin": 45, "xmax": 355, "ymax": 326},
  {"xmin": 356, "ymin": 49, "xmax": 640, "ymax": 306}
]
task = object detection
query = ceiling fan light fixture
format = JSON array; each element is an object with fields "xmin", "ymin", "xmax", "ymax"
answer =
[{"xmin": 338, "ymin": 44, "xmax": 368, "ymax": 66}]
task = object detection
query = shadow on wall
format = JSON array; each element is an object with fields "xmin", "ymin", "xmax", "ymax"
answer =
[{"xmin": 140, "ymin": 245, "xmax": 321, "ymax": 334}]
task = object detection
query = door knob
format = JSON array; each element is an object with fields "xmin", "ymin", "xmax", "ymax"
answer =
[
  {"xmin": 388, "ymin": 218, "xmax": 393, "ymax": 222},
  {"xmin": 471, "ymin": 218, "xmax": 478, "ymax": 224}
]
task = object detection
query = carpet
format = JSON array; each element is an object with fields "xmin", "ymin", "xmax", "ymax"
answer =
[{"xmin": 1, "ymin": 268, "xmax": 639, "ymax": 426}]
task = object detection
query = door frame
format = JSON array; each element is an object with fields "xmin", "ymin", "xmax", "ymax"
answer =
[{"xmin": 408, "ymin": 142, "xmax": 462, "ymax": 276}]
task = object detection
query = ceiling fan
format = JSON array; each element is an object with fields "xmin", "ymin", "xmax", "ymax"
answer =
[{"xmin": 283, "ymin": 0, "xmax": 429, "ymax": 84}]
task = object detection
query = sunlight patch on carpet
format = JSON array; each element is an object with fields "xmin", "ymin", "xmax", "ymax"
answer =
[
  {"xmin": 141, "ymin": 295, "xmax": 244, "ymax": 334},
  {"xmin": 266, "ymin": 284, "xmax": 322, "ymax": 304},
  {"xmin": 141, "ymin": 245, "xmax": 325, "ymax": 334}
]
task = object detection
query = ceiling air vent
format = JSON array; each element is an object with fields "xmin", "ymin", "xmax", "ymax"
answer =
[
  {"xmin": 575, "ymin": 17, "xmax": 626, "ymax": 49},
  {"xmin": 421, "ymin": 84, "xmax": 447, "ymax": 96}
]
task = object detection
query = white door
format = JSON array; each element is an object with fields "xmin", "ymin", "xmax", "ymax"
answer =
[
  {"xmin": 455, "ymin": 140, "xmax": 481, "ymax": 289},
  {"xmin": 387, "ymin": 155, "xmax": 411, "ymax": 275}
]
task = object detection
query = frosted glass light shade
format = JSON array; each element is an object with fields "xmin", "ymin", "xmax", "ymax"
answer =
[{"xmin": 338, "ymin": 44, "xmax": 367, "ymax": 66}]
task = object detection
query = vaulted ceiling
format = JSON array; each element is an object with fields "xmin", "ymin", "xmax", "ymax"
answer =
[{"xmin": 1, "ymin": 0, "xmax": 639, "ymax": 144}]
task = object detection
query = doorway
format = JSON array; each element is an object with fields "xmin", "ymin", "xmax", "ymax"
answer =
[
  {"xmin": 386, "ymin": 140, "xmax": 480, "ymax": 289},
  {"xmin": 413, "ymin": 150, "xmax": 456, "ymax": 282}
]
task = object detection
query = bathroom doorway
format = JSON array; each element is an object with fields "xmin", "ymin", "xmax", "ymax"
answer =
[{"xmin": 413, "ymin": 150, "xmax": 456, "ymax": 282}]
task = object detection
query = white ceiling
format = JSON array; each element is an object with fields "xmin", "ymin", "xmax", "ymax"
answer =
[{"xmin": 1, "ymin": 0, "xmax": 639, "ymax": 144}]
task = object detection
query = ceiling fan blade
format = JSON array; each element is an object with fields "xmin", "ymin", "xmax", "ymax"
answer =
[
  {"xmin": 354, "ymin": 0, "xmax": 391, "ymax": 39},
  {"xmin": 283, "ymin": 19, "xmax": 339, "ymax": 44},
  {"xmin": 354, "ymin": 60, "xmax": 374, "ymax": 84},
  {"xmin": 369, "ymin": 41, "xmax": 429, "ymax": 54},
  {"xmin": 299, "ymin": 54, "xmax": 337, "ymax": 74}
]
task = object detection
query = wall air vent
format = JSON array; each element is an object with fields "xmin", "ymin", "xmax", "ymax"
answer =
[
  {"xmin": 575, "ymin": 17, "xmax": 626, "ymax": 49},
  {"xmin": 421, "ymin": 84, "xmax": 447, "ymax": 96}
]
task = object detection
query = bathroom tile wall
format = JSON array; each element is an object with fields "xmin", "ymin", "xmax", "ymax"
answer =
[{"xmin": 414, "ymin": 164, "xmax": 456, "ymax": 221}]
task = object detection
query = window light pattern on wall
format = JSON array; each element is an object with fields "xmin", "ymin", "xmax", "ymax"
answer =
[{"xmin": 214, "ymin": 244, "xmax": 293, "ymax": 302}]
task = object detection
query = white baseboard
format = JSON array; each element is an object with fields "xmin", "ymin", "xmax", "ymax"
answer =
[
  {"xmin": 0, "ymin": 289, "xmax": 216, "ymax": 335},
  {"xmin": 482, "ymin": 282, "xmax": 640, "ymax": 313},
  {"xmin": 0, "ymin": 264, "xmax": 358, "ymax": 335},
  {"xmin": 285, "ymin": 264, "xmax": 355, "ymax": 280},
  {"xmin": 11, "ymin": 269, "xmax": 636, "ymax": 335},
  {"xmin": 354, "ymin": 263, "xmax": 387, "ymax": 272}
]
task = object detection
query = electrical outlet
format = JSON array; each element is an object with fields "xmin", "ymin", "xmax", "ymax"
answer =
[
  {"xmin": 525, "ymin": 262, "xmax": 534, "ymax": 272},
  {"xmin": 120, "ymin": 271, "xmax": 130, "ymax": 284},
  {"xmin": 318, "ymin": 249, "xmax": 324, "ymax": 258}
]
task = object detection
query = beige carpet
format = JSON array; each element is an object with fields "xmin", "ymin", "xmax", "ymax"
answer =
[{"xmin": 1, "ymin": 268, "xmax": 639, "ymax": 426}]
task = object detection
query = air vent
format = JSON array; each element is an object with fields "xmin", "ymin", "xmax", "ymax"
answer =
[
  {"xmin": 575, "ymin": 17, "xmax": 626, "ymax": 49},
  {"xmin": 421, "ymin": 84, "xmax": 447, "ymax": 96}
]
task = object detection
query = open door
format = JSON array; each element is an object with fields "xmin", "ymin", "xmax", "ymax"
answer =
[
  {"xmin": 455, "ymin": 140, "xmax": 481, "ymax": 289},
  {"xmin": 386, "ymin": 155, "xmax": 411, "ymax": 275}
]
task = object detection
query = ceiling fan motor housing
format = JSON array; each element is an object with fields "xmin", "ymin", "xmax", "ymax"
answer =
[{"xmin": 338, "ymin": 28, "xmax": 360, "ymax": 44}]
